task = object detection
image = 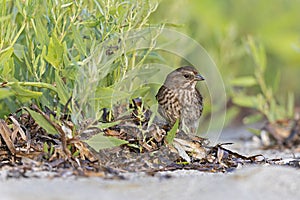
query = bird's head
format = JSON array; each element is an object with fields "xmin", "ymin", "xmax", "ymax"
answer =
[{"xmin": 164, "ymin": 66, "xmax": 205, "ymax": 89}]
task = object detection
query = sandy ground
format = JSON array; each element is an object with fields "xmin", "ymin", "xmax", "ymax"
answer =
[{"xmin": 1, "ymin": 127, "xmax": 300, "ymax": 200}]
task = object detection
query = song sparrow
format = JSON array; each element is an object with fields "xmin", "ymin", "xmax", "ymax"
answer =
[{"xmin": 156, "ymin": 66, "xmax": 205, "ymax": 134}]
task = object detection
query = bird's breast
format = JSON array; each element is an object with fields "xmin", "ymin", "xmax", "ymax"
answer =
[{"xmin": 177, "ymin": 89, "xmax": 202, "ymax": 118}]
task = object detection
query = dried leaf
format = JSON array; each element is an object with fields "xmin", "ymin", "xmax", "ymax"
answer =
[
  {"xmin": 0, "ymin": 119, "xmax": 16, "ymax": 154},
  {"xmin": 9, "ymin": 116, "xmax": 27, "ymax": 141},
  {"xmin": 173, "ymin": 141, "xmax": 191, "ymax": 162}
]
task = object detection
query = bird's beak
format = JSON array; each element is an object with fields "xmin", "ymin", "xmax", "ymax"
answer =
[{"xmin": 194, "ymin": 74, "xmax": 205, "ymax": 81}]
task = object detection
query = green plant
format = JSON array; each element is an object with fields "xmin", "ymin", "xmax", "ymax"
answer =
[
  {"xmin": 0, "ymin": 0, "xmax": 159, "ymax": 116},
  {"xmin": 231, "ymin": 36, "xmax": 294, "ymax": 123},
  {"xmin": 0, "ymin": 0, "xmax": 161, "ymax": 150}
]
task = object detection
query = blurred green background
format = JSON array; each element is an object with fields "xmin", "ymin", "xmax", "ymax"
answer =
[{"xmin": 150, "ymin": 0, "xmax": 300, "ymax": 124}]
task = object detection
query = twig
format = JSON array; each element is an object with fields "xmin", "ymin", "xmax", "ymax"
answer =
[{"xmin": 216, "ymin": 143, "xmax": 264, "ymax": 161}]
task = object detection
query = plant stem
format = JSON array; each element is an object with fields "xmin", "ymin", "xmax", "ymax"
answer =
[{"xmin": 4, "ymin": 82, "xmax": 57, "ymax": 92}]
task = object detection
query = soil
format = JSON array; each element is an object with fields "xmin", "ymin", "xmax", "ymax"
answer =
[{"xmin": 1, "ymin": 126, "xmax": 299, "ymax": 200}]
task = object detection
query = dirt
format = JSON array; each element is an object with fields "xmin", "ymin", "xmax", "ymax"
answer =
[{"xmin": 0, "ymin": 126, "xmax": 300, "ymax": 200}]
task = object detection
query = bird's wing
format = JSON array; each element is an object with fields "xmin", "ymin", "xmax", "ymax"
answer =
[
  {"xmin": 156, "ymin": 85, "xmax": 181, "ymax": 125},
  {"xmin": 195, "ymin": 88, "xmax": 203, "ymax": 114}
]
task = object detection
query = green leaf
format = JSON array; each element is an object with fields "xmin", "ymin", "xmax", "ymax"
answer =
[
  {"xmin": 97, "ymin": 121, "xmax": 121, "ymax": 129},
  {"xmin": 13, "ymin": 44, "xmax": 24, "ymax": 60},
  {"xmin": 34, "ymin": 18, "xmax": 49, "ymax": 46},
  {"xmin": 243, "ymin": 113, "xmax": 263, "ymax": 124},
  {"xmin": 271, "ymin": 70, "xmax": 280, "ymax": 93},
  {"xmin": 84, "ymin": 133, "xmax": 128, "ymax": 151},
  {"xmin": 247, "ymin": 128, "xmax": 261, "ymax": 136},
  {"xmin": 247, "ymin": 36, "xmax": 266, "ymax": 72},
  {"xmin": 0, "ymin": 47, "xmax": 14, "ymax": 66},
  {"xmin": 232, "ymin": 95, "xmax": 258, "ymax": 108},
  {"xmin": 94, "ymin": 87, "xmax": 130, "ymax": 108},
  {"xmin": 26, "ymin": 108, "xmax": 58, "ymax": 135},
  {"xmin": 166, "ymin": 119, "xmax": 179, "ymax": 144},
  {"xmin": 61, "ymin": 2, "xmax": 73, "ymax": 8},
  {"xmin": 44, "ymin": 35, "xmax": 64, "ymax": 69},
  {"xmin": 43, "ymin": 142, "xmax": 49, "ymax": 154},
  {"xmin": 61, "ymin": 64, "xmax": 78, "ymax": 81},
  {"xmin": 1, "ymin": 57, "xmax": 14, "ymax": 79},
  {"xmin": 129, "ymin": 66, "xmax": 161, "ymax": 80},
  {"xmin": 131, "ymin": 86, "xmax": 150, "ymax": 99},
  {"xmin": 230, "ymin": 76, "xmax": 257, "ymax": 87},
  {"xmin": 10, "ymin": 21, "xmax": 26, "ymax": 46},
  {"xmin": 72, "ymin": 24, "xmax": 86, "ymax": 56},
  {"xmin": 39, "ymin": 46, "xmax": 47, "ymax": 78},
  {"xmin": 10, "ymin": 83, "xmax": 42, "ymax": 99},
  {"xmin": 55, "ymin": 71, "xmax": 69, "ymax": 105},
  {"xmin": 0, "ymin": 88, "xmax": 14, "ymax": 99},
  {"xmin": 0, "ymin": 14, "xmax": 11, "ymax": 23}
]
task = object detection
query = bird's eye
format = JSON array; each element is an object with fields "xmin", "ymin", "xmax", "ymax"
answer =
[{"xmin": 184, "ymin": 74, "xmax": 192, "ymax": 79}]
